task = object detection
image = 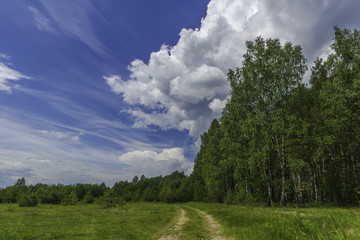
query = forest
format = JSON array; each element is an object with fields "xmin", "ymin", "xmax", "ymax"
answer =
[
  {"xmin": 192, "ymin": 27, "xmax": 360, "ymax": 206},
  {"xmin": 1, "ymin": 27, "xmax": 359, "ymax": 207}
]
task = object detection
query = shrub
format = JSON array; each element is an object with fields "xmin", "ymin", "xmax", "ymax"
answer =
[
  {"xmin": 224, "ymin": 190, "xmax": 238, "ymax": 205},
  {"xmin": 83, "ymin": 191, "xmax": 95, "ymax": 204},
  {"xmin": 61, "ymin": 191, "xmax": 78, "ymax": 205},
  {"xmin": 98, "ymin": 190, "xmax": 125, "ymax": 208},
  {"xmin": 18, "ymin": 193, "xmax": 38, "ymax": 207}
]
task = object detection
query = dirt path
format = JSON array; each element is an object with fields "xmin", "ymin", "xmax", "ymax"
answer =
[
  {"xmin": 158, "ymin": 207, "xmax": 227, "ymax": 240},
  {"xmin": 193, "ymin": 208, "xmax": 227, "ymax": 240},
  {"xmin": 158, "ymin": 208, "xmax": 188, "ymax": 240}
]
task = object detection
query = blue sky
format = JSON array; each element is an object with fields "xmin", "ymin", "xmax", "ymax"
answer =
[{"xmin": 1, "ymin": 0, "xmax": 360, "ymax": 187}]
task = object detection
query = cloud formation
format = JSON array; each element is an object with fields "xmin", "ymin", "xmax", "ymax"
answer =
[
  {"xmin": 0, "ymin": 109, "xmax": 192, "ymax": 186},
  {"xmin": 105, "ymin": 0, "xmax": 360, "ymax": 140},
  {"xmin": 0, "ymin": 115, "xmax": 123, "ymax": 187},
  {"xmin": 0, "ymin": 61, "xmax": 30, "ymax": 93},
  {"xmin": 0, "ymin": 91, "xmax": 182, "ymax": 186},
  {"xmin": 118, "ymin": 148, "xmax": 192, "ymax": 177}
]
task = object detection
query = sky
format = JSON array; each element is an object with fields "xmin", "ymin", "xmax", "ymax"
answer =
[{"xmin": 1, "ymin": 0, "xmax": 360, "ymax": 187}]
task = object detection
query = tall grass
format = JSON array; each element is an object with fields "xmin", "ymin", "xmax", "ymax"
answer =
[{"xmin": 188, "ymin": 203, "xmax": 360, "ymax": 240}]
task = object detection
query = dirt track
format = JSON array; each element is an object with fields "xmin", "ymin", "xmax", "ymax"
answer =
[
  {"xmin": 158, "ymin": 207, "xmax": 227, "ymax": 240},
  {"xmin": 192, "ymin": 208, "xmax": 226, "ymax": 240},
  {"xmin": 158, "ymin": 208, "xmax": 188, "ymax": 240}
]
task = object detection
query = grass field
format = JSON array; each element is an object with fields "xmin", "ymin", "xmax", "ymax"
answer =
[
  {"xmin": 0, "ymin": 202, "xmax": 359, "ymax": 240},
  {"xmin": 186, "ymin": 202, "xmax": 360, "ymax": 240},
  {"xmin": 0, "ymin": 203, "xmax": 177, "ymax": 240}
]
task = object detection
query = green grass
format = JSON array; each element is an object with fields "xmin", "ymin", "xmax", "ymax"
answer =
[
  {"xmin": 1, "ymin": 203, "xmax": 359, "ymax": 240},
  {"xmin": 186, "ymin": 202, "xmax": 360, "ymax": 240},
  {"xmin": 180, "ymin": 206, "xmax": 210, "ymax": 240},
  {"xmin": 0, "ymin": 203, "xmax": 177, "ymax": 240}
]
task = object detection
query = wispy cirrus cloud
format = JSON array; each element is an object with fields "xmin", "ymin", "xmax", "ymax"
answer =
[
  {"xmin": 0, "ymin": 108, "xmax": 130, "ymax": 187},
  {"xmin": 0, "ymin": 61, "xmax": 30, "ymax": 93},
  {"xmin": 28, "ymin": 6, "xmax": 54, "ymax": 33},
  {"xmin": 0, "ymin": 114, "xmax": 192, "ymax": 187},
  {"xmin": 37, "ymin": 1, "xmax": 108, "ymax": 58},
  {"xmin": 0, "ymin": 116, "xmax": 120, "ymax": 186},
  {"xmin": 0, "ymin": 85, "xmax": 190, "ymax": 186},
  {"xmin": 38, "ymin": 129, "xmax": 83, "ymax": 142}
]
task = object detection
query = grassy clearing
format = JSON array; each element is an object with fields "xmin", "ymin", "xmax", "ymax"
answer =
[
  {"xmin": 0, "ymin": 203, "xmax": 359, "ymax": 240},
  {"xmin": 187, "ymin": 203, "xmax": 360, "ymax": 240},
  {"xmin": 0, "ymin": 203, "xmax": 176, "ymax": 240}
]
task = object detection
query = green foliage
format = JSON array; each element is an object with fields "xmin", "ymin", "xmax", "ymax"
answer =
[
  {"xmin": 159, "ymin": 184, "xmax": 174, "ymax": 203},
  {"xmin": 223, "ymin": 190, "xmax": 238, "ymax": 205},
  {"xmin": 98, "ymin": 189, "xmax": 126, "ymax": 208},
  {"xmin": 61, "ymin": 191, "xmax": 78, "ymax": 206},
  {"xmin": 191, "ymin": 27, "xmax": 360, "ymax": 206},
  {"xmin": 141, "ymin": 187, "xmax": 156, "ymax": 202},
  {"xmin": 83, "ymin": 191, "xmax": 95, "ymax": 204},
  {"xmin": 18, "ymin": 193, "xmax": 38, "ymax": 207}
]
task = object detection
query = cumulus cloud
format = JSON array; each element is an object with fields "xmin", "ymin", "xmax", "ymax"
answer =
[
  {"xmin": 209, "ymin": 98, "xmax": 228, "ymax": 116},
  {"xmin": 118, "ymin": 148, "xmax": 192, "ymax": 177},
  {"xmin": 0, "ymin": 62, "xmax": 30, "ymax": 93},
  {"xmin": 106, "ymin": 0, "xmax": 360, "ymax": 139}
]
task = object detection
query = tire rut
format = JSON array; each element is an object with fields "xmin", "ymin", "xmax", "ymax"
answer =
[
  {"xmin": 158, "ymin": 208, "xmax": 188, "ymax": 240},
  {"xmin": 191, "ymin": 208, "xmax": 227, "ymax": 240}
]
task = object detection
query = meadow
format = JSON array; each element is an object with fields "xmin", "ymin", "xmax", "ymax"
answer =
[
  {"xmin": 0, "ymin": 203, "xmax": 177, "ymax": 240},
  {"xmin": 187, "ymin": 203, "xmax": 360, "ymax": 240},
  {"xmin": 0, "ymin": 202, "xmax": 359, "ymax": 240}
]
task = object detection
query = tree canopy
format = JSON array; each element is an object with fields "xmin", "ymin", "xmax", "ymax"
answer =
[{"xmin": 192, "ymin": 27, "xmax": 360, "ymax": 206}]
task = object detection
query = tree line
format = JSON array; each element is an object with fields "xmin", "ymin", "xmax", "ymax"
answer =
[
  {"xmin": 191, "ymin": 27, "xmax": 360, "ymax": 206},
  {"xmin": 0, "ymin": 27, "xmax": 359, "ymax": 207},
  {"xmin": 0, "ymin": 171, "xmax": 193, "ymax": 207}
]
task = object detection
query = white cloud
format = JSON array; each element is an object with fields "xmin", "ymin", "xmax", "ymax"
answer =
[
  {"xmin": 118, "ymin": 148, "xmax": 192, "ymax": 177},
  {"xmin": 209, "ymin": 98, "xmax": 228, "ymax": 116},
  {"xmin": 0, "ymin": 62, "xmax": 30, "ymax": 93},
  {"xmin": 105, "ymin": 0, "xmax": 360, "ymax": 140},
  {"xmin": 28, "ymin": 6, "xmax": 54, "ymax": 32},
  {"xmin": 169, "ymin": 65, "xmax": 228, "ymax": 104}
]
